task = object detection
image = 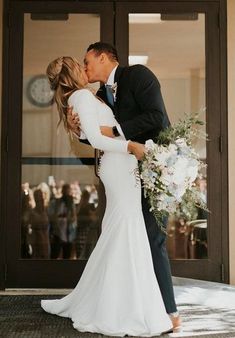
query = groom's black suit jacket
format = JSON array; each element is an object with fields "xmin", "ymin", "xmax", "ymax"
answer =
[
  {"xmin": 94, "ymin": 65, "xmax": 177, "ymax": 314},
  {"xmin": 97, "ymin": 64, "xmax": 170, "ymax": 143}
]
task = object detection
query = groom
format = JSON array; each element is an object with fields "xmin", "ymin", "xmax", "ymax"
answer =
[{"xmin": 68, "ymin": 42, "xmax": 181, "ymax": 329}]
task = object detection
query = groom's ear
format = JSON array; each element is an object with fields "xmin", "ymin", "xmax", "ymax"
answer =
[{"xmin": 99, "ymin": 53, "xmax": 107, "ymax": 64}]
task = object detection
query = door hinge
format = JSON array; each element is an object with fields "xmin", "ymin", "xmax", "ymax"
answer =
[
  {"xmin": 219, "ymin": 135, "xmax": 223, "ymax": 153},
  {"xmin": 4, "ymin": 264, "xmax": 7, "ymax": 282},
  {"xmin": 218, "ymin": 13, "xmax": 220, "ymax": 29},
  {"xmin": 7, "ymin": 12, "xmax": 12, "ymax": 29},
  {"xmin": 5, "ymin": 135, "xmax": 8, "ymax": 153},
  {"xmin": 221, "ymin": 263, "xmax": 225, "ymax": 282}
]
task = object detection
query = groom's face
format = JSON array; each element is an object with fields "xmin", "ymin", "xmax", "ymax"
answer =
[{"xmin": 84, "ymin": 50, "xmax": 105, "ymax": 83}]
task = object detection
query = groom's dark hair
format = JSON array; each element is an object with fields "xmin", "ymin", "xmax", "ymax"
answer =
[{"xmin": 87, "ymin": 42, "xmax": 119, "ymax": 62}]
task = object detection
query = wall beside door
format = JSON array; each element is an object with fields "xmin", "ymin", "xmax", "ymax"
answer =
[
  {"xmin": 0, "ymin": 0, "xmax": 4, "ymax": 290},
  {"xmin": 0, "ymin": 0, "xmax": 2, "ymax": 147},
  {"xmin": 228, "ymin": 0, "xmax": 235, "ymax": 285}
]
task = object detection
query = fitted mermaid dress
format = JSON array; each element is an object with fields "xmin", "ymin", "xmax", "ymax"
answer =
[{"xmin": 41, "ymin": 89, "xmax": 172, "ymax": 336}]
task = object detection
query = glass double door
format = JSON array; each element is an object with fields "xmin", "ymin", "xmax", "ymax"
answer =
[
  {"xmin": 4, "ymin": 1, "xmax": 114, "ymax": 288},
  {"xmin": 2, "ymin": 0, "xmax": 226, "ymax": 288}
]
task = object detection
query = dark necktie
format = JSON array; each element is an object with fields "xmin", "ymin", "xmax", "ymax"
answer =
[{"xmin": 105, "ymin": 85, "xmax": 114, "ymax": 106}]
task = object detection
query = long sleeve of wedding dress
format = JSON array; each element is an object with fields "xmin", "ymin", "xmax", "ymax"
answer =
[
  {"xmin": 68, "ymin": 89, "xmax": 129, "ymax": 153},
  {"xmin": 41, "ymin": 87, "xmax": 173, "ymax": 336}
]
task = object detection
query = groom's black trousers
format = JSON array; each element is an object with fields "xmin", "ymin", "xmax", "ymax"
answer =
[{"xmin": 141, "ymin": 188, "xmax": 177, "ymax": 314}]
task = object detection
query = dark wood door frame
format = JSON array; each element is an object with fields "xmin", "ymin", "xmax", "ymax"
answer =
[
  {"xmin": 0, "ymin": 0, "xmax": 115, "ymax": 289},
  {"xmin": 0, "ymin": 0, "xmax": 228, "ymax": 289},
  {"xmin": 115, "ymin": 0, "xmax": 228, "ymax": 283}
]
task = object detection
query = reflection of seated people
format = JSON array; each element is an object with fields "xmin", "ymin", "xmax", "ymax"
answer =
[
  {"xmin": 86, "ymin": 184, "xmax": 99, "ymax": 208},
  {"xmin": 166, "ymin": 216, "xmax": 190, "ymax": 259},
  {"xmin": 76, "ymin": 190, "xmax": 98, "ymax": 259},
  {"xmin": 30, "ymin": 189, "xmax": 50, "ymax": 259},
  {"xmin": 189, "ymin": 177, "xmax": 208, "ymax": 259},
  {"xmin": 21, "ymin": 188, "xmax": 33, "ymax": 258},
  {"xmin": 196, "ymin": 177, "xmax": 207, "ymax": 220},
  {"xmin": 37, "ymin": 182, "xmax": 51, "ymax": 208},
  {"xmin": 71, "ymin": 180, "xmax": 82, "ymax": 205},
  {"xmin": 22, "ymin": 182, "xmax": 35, "ymax": 208},
  {"xmin": 48, "ymin": 178, "xmax": 65, "ymax": 200},
  {"xmin": 167, "ymin": 177, "xmax": 208, "ymax": 260},
  {"xmin": 48, "ymin": 183, "xmax": 77, "ymax": 259}
]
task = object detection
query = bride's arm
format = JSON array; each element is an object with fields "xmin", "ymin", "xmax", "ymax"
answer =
[{"xmin": 68, "ymin": 89, "xmax": 130, "ymax": 153}]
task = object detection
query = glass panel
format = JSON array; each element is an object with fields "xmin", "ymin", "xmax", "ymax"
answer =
[
  {"xmin": 21, "ymin": 13, "xmax": 100, "ymax": 259},
  {"xmin": 129, "ymin": 13, "xmax": 207, "ymax": 259}
]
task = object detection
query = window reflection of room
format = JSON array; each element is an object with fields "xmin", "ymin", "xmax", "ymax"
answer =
[
  {"xmin": 21, "ymin": 178, "xmax": 100, "ymax": 260},
  {"xmin": 129, "ymin": 13, "xmax": 207, "ymax": 260},
  {"xmin": 21, "ymin": 13, "xmax": 101, "ymax": 260}
]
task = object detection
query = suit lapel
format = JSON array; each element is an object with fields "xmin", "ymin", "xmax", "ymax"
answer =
[
  {"xmin": 96, "ymin": 84, "xmax": 106, "ymax": 101},
  {"xmin": 96, "ymin": 66, "xmax": 126, "ymax": 120},
  {"xmin": 96, "ymin": 83, "xmax": 118, "ymax": 117},
  {"xmin": 114, "ymin": 65, "xmax": 125, "ymax": 84},
  {"xmin": 113, "ymin": 66, "xmax": 126, "ymax": 119}
]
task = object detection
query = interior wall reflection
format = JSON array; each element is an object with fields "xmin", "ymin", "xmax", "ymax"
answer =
[
  {"xmin": 21, "ymin": 14, "xmax": 100, "ymax": 260},
  {"xmin": 129, "ymin": 13, "xmax": 207, "ymax": 260}
]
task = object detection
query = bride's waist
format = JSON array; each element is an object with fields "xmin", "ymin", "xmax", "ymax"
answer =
[
  {"xmin": 100, "ymin": 151, "xmax": 134, "ymax": 158},
  {"xmin": 99, "ymin": 151, "xmax": 137, "ymax": 165}
]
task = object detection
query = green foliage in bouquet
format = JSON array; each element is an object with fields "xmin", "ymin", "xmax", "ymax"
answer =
[
  {"xmin": 139, "ymin": 111, "xmax": 209, "ymax": 234},
  {"xmin": 156, "ymin": 112, "xmax": 206, "ymax": 146}
]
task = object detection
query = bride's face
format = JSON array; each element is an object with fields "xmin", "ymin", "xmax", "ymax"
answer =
[
  {"xmin": 75, "ymin": 63, "xmax": 88, "ymax": 86},
  {"xmin": 84, "ymin": 50, "xmax": 104, "ymax": 83},
  {"xmin": 80, "ymin": 66, "xmax": 89, "ymax": 86}
]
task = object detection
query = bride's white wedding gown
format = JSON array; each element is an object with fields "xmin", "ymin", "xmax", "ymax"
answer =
[{"xmin": 41, "ymin": 89, "xmax": 172, "ymax": 336}]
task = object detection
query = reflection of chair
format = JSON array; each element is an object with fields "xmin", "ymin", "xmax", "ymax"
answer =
[
  {"xmin": 187, "ymin": 219, "xmax": 207, "ymax": 228},
  {"xmin": 187, "ymin": 219, "xmax": 208, "ymax": 259},
  {"xmin": 166, "ymin": 220, "xmax": 190, "ymax": 259}
]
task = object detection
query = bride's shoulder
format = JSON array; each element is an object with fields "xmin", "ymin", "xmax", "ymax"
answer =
[{"xmin": 69, "ymin": 88, "xmax": 96, "ymax": 104}]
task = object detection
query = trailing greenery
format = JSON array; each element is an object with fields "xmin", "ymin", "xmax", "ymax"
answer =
[{"xmin": 139, "ymin": 111, "xmax": 209, "ymax": 234}]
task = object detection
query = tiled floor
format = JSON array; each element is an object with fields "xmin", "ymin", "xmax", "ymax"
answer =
[
  {"xmin": 0, "ymin": 277, "xmax": 235, "ymax": 338},
  {"xmin": 171, "ymin": 278, "xmax": 235, "ymax": 337}
]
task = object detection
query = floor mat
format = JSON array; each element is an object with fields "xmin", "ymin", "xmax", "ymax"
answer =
[{"xmin": 0, "ymin": 295, "xmax": 235, "ymax": 338}]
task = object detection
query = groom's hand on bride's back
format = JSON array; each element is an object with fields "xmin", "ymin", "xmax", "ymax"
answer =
[{"xmin": 67, "ymin": 106, "xmax": 81, "ymax": 136}]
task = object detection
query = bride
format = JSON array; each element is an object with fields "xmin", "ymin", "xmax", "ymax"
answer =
[{"xmin": 41, "ymin": 56, "xmax": 173, "ymax": 336}]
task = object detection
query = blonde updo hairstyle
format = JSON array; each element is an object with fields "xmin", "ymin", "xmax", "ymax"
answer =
[{"xmin": 46, "ymin": 56, "xmax": 86, "ymax": 131}]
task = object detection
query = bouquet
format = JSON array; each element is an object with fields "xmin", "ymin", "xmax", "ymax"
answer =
[{"xmin": 139, "ymin": 113, "xmax": 208, "ymax": 233}]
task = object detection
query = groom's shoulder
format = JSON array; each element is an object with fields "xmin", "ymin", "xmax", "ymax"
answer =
[
  {"xmin": 129, "ymin": 64, "xmax": 149, "ymax": 71},
  {"xmin": 124, "ymin": 64, "xmax": 158, "ymax": 81},
  {"xmin": 121, "ymin": 64, "xmax": 148, "ymax": 74},
  {"xmin": 117, "ymin": 65, "xmax": 159, "ymax": 88}
]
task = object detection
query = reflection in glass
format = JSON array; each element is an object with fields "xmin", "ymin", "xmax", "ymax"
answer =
[
  {"xmin": 21, "ymin": 14, "xmax": 100, "ymax": 260},
  {"xmin": 129, "ymin": 13, "xmax": 207, "ymax": 259}
]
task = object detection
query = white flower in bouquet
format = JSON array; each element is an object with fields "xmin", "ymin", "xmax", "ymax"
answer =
[
  {"xmin": 145, "ymin": 139, "xmax": 155, "ymax": 150},
  {"xmin": 139, "ymin": 112, "xmax": 208, "ymax": 233}
]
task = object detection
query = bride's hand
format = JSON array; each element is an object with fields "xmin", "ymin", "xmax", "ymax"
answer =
[
  {"xmin": 67, "ymin": 106, "xmax": 81, "ymax": 136},
  {"xmin": 100, "ymin": 126, "xmax": 115, "ymax": 138},
  {"xmin": 128, "ymin": 141, "xmax": 146, "ymax": 160}
]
